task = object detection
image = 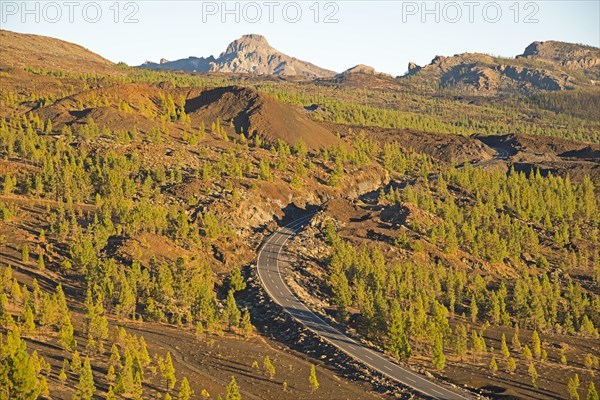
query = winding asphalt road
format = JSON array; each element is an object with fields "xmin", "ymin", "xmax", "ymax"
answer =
[
  {"xmin": 255, "ymin": 147, "xmax": 512, "ymax": 399},
  {"xmin": 256, "ymin": 215, "xmax": 473, "ymax": 400}
]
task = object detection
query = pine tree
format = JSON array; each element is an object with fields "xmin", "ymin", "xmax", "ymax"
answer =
[
  {"xmin": 561, "ymin": 349, "xmax": 568, "ymax": 365},
  {"xmin": 309, "ymin": 364, "xmax": 319, "ymax": 392},
  {"xmin": 225, "ymin": 290, "xmax": 241, "ymax": 330},
  {"xmin": 115, "ymin": 351, "xmax": 134, "ymax": 395},
  {"xmin": 106, "ymin": 386, "xmax": 116, "ymax": 400},
  {"xmin": 21, "ymin": 245, "xmax": 29, "ymax": 263},
  {"xmin": 500, "ymin": 333, "xmax": 510, "ymax": 358},
  {"xmin": 59, "ymin": 365, "xmax": 68, "ymax": 384},
  {"xmin": 132, "ymin": 371, "xmax": 143, "ymax": 400},
  {"xmin": 263, "ymin": 355, "xmax": 275, "ymax": 379},
  {"xmin": 587, "ymin": 382, "xmax": 599, "ymax": 400},
  {"xmin": 2, "ymin": 327, "xmax": 40, "ymax": 399},
  {"xmin": 45, "ymin": 119, "xmax": 53, "ymax": 133},
  {"xmin": 59, "ymin": 319, "xmax": 77, "ymax": 351},
  {"xmin": 258, "ymin": 159, "xmax": 272, "ymax": 181},
  {"xmin": 505, "ymin": 357, "xmax": 516, "ymax": 373},
  {"xmin": 109, "ymin": 343, "xmax": 121, "ymax": 366},
  {"xmin": 71, "ymin": 351, "xmax": 82, "ymax": 373},
  {"xmin": 567, "ymin": 374, "xmax": 580, "ymax": 400},
  {"xmin": 226, "ymin": 376, "xmax": 241, "ymax": 400},
  {"xmin": 386, "ymin": 300, "xmax": 411, "ymax": 360},
  {"xmin": 74, "ymin": 356, "xmax": 95, "ymax": 400},
  {"xmin": 470, "ymin": 294, "xmax": 478, "ymax": 323},
  {"xmin": 107, "ymin": 364, "xmax": 116, "ymax": 382},
  {"xmin": 472, "ymin": 330, "xmax": 487, "ymax": 361},
  {"xmin": 39, "ymin": 375, "xmax": 50, "ymax": 397},
  {"xmin": 512, "ymin": 325, "xmax": 521, "ymax": 350},
  {"xmin": 178, "ymin": 377, "xmax": 193, "ymax": 400},
  {"xmin": 227, "ymin": 266, "xmax": 246, "ymax": 293},
  {"xmin": 489, "ymin": 355, "xmax": 498, "ymax": 373},
  {"xmin": 584, "ymin": 353, "xmax": 595, "ymax": 370},
  {"xmin": 432, "ymin": 334, "xmax": 446, "ymax": 370},
  {"xmin": 454, "ymin": 324, "xmax": 468, "ymax": 361},
  {"xmin": 20, "ymin": 303, "xmax": 35, "ymax": 334},
  {"xmin": 240, "ymin": 309, "xmax": 252, "ymax": 337},
  {"xmin": 528, "ymin": 362, "xmax": 539, "ymax": 388},
  {"xmin": 160, "ymin": 352, "xmax": 176, "ymax": 391},
  {"xmin": 523, "ymin": 345, "xmax": 533, "ymax": 360},
  {"xmin": 86, "ymin": 334, "xmax": 97, "ymax": 354},
  {"xmin": 531, "ymin": 330, "xmax": 541, "ymax": 359},
  {"xmin": 195, "ymin": 322, "xmax": 204, "ymax": 339}
]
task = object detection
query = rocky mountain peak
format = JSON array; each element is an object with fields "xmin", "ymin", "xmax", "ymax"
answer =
[
  {"xmin": 141, "ymin": 33, "xmax": 335, "ymax": 78},
  {"xmin": 222, "ymin": 34, "xmax": 271, "ymax": 55}
]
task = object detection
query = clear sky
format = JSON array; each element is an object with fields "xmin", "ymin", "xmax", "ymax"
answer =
[{"xmin": 2, "ymin": 1, "xmax": 599, "ymax": 75}]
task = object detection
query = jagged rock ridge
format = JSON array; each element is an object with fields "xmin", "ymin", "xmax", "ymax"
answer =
[{"xmin": 406, "ymin": 41, "xmax": 600, "ymax": 93}]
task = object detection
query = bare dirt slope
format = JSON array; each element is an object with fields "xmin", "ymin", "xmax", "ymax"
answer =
[
  {"xmin": 0, "ymin": 29, "xmax": 116, "ymax": 74},
  {"xmin": 186, "ymin": 86, "xmax": 340, "ymax": 149}
]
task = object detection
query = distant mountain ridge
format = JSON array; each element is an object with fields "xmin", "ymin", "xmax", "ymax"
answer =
[
  {"xmin": 141, "ymin": 34, "xmax": 336, "ymax": 78},
  {"xmin": 2, "ymin": 30, "xmax": 598, "ymax": 93},
  {"xmin": 406, "ymin": 40, "xmax": 600, "ymax": 93}
]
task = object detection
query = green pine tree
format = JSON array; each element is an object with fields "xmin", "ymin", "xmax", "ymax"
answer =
[
  {"xmin": 263, "ymin": 355, "xmax": 275, "ymax": 379},
  {"xmin": 178, "ymin": 377, "xmax": 193, "ymax": 400},
  {"xmin": 226, "ymin": 290, "xmax": 241, "ymax": 330},
  {"xmin": 531, "ymin": 330, "xmax": 542, "ymax": 359},
  {"xmin": 432, "ymin": 334, "xmax": 446, "ymax": 370},
  {"xmin": 309, "ymin": 364, "xmax": 320, "ymax": 392},
  {"xmin": 240, "ymin": 308, "xmax": 253, "ymax": 337},
  {"xmin": 500, "ymin": 333, "xmax": 510, "ymax": 358},
  {"xmin": 226, "ymin": 376, "xmax": 241, "ymax": 400},
  {"xmin": 587, "ymin": 382, "xmax": 599, "ymax": 400},
  {"xmin": 567, "ymin": 374, "xmax": 580, "ymax": 400},
  {"xmin": 74, "ymin": 356, "xmax": 95, "ymax": 400},
  {"xmin": 160, "ymin": 352, "xmax": 176, "ymax": 391},
  {"xmin": 528, "ymin": 362, "xmax": 539, "ymax": 388},
  {"xmin": 489, "ymin": 355, "xmax": 498, "ymax": 373}
]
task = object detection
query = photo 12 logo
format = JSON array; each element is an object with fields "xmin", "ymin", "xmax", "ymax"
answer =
[
  {"xmin": 1, "ymin": 1, "xmax": 140, "ymax": 24},
  {"xmin": 200, "ymin": 2, "xmax": 340, "ymax": 23},
  {"xmin": 401, "ymin": 1, "xmax": 540, "ymax": 23}
]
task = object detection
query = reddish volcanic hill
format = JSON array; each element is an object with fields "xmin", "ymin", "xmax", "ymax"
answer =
[{"xmin": 185, "ymin": 86, "xmax": 339, "ymax": 149}]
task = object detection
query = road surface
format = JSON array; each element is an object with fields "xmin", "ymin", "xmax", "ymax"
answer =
[
  {"xmin": 256, "ymin": 215, "xmax": 473, "ymax": 400},
  {"xmin": 255, "ymin": 147, "xmax": 513, "ymax": 398},
  {"xmin": 491, "ymin": 146, "xmax": 510, "ymax": 160}
]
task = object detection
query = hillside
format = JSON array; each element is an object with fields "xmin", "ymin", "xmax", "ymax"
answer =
[
  {"xmin": 0, "ymin": 29, "xmax": 116, "ymax": 74},
  {"xmin": 1, "ymin": 30, "xmax": 599, "ymax": 400},
  {"xmin": 185, "ymin": 86, "xmax": 339, "ymax": 149}
]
